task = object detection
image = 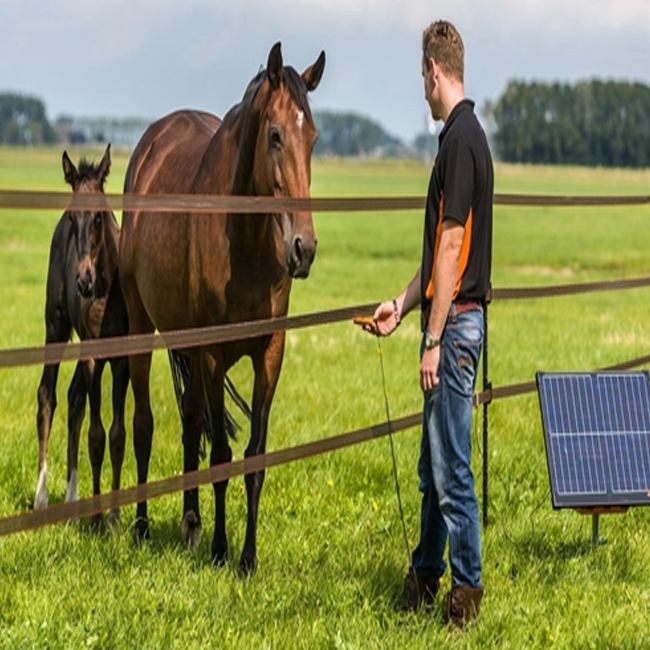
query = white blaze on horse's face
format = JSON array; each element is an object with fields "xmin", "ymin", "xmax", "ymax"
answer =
[{"xmin": 296, "ymin": 110, "xmax": 305, "ymax": 131}]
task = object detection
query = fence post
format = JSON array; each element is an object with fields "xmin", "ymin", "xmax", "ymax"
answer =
[{"xmin": 482, "ymin": 294, "xmax": 490, "ymax": 528}]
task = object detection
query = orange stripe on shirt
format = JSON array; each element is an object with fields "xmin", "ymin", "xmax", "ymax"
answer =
[{"xmin": 425, "ymin": 200, "xmax": 473, "ymax": 302}]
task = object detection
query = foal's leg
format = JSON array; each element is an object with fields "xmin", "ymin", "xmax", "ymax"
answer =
[
  {"xmin": 240, "ymin": 333, "xmax": 285, "ymax": 575},
  {"xmin": 66, "ymin": 361, "xmax": 88, "ymax": 504},
  {"xmin": 36, "ymin": 362, "xmax": 60, "ymax": 509},
  {"xmin": 107, "ymin": 356, "xmax": 129, "ymax": 530},
  {"xmin": 36, "ymin": 308, "xmax": 72, "ymax": 509},
  {"xmin": 202, "ymin": 351, "xmax": 231, "ymax": 566},
  {"xmin": 180, "ymin": 353, "xmax": 206, "ymax": 551},
  {"xmin": 86, "ymin": 359, "xmax": 107, "ymax": 531}
]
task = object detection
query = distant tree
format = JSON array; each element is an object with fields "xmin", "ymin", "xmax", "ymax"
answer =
[
  {"xmin": 0, "ymin": 92, "xmax": 58, "ymax": 145},
  {"xmin": 313, "ymin": 110, "xmax": 404, "ymax": 157},
  {"xmin": 490, "ymin": 79, "xmax": 650, "ymax": 167}
]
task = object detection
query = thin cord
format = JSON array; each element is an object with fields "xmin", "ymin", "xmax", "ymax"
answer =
[
  {"xmin": 375, "ymin": 336, "xmax": 412, "ymax": 567},
  {"xmin": 472, "ymin": 406, "xmax": 551, "ymax": 548}
]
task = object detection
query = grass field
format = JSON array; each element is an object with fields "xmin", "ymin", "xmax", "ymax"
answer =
[{"xmin": 1, "ymin": 146, "xmax": 650, "ymax": 649}]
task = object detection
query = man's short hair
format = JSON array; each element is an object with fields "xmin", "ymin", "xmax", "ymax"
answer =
[{"xmin": 422, "ymin": 20, "xmax": 464, "ymax": 83}]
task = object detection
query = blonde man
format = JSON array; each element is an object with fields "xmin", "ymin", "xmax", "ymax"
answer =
[{"xmin": 366, "ymin": 20, "xmax": 493, "ymax": 626}]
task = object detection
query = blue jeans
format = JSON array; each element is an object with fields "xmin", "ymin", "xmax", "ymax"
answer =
[{"xmin": 411, "ymin": 306, "xmax": 483, "ymax": 588}]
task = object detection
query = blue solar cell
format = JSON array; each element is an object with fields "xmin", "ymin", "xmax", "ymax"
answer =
[{"xmin": 536, "ymin": 371, "xmax": 650, "ymax": 508}]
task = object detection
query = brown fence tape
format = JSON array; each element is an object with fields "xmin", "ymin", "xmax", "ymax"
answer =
[
  {"xmin": 2, "ymin": 273, "xmax": 650, "ymax": 371},
  {"xmin": 2, "ymin": 187, "xmax": 650, "ymax": 537},
  {"xmin": 2, "ymin": 190, "xmax": 650, "ymax": 213},
  {"xmin": 0, "ymin": 303, "xmax": 376, "ymax": 370},
  {"xmin": 0, "ymin": 412, "xmax": 422, "ymax": 537},
  {"xmin": 4, "ymin": 345, "xmax": 650, "ymax": 537},
  {"xmin": 491, "ymin": 276, "xmax": 650, "ymax": 301}
]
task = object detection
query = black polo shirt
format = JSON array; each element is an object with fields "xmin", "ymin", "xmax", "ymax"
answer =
[{"xmin": 420, "ymin": 99, "xmax": 493, "ymax": 318}]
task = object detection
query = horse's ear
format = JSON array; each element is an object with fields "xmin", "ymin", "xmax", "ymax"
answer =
[
  {"xmin": 302, "ymin": 51, "xmax": 326, "ymax": 92},
  {"xmin": 97, "ymin": 143, "xmax": 112, "ymax": 189},
  {"xmin": 267, "ymin": 42, "xmax": 283, "ymax": 90},
  {"xmin": 62, "ymin": 151, "xmax": 79, "ymax": 188}
]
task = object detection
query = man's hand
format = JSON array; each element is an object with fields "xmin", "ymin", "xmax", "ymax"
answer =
[
  {"xmin": 363, "ymin": 300, "xmax": 400, "ymax": 337},
  {"xmin": 420, "ymin": 346, "xmax": 440, "ymax": 393}
]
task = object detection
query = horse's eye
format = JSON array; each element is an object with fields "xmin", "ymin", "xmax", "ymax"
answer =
[{"xmin": 269, "ymin": 127, "xmax": 282, "ymax": 148}]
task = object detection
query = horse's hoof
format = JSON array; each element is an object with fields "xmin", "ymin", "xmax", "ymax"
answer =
[
  {"xmin": 239, "ymin": 554, "xmax": 258, "ymax": 576},
  {"xmin": 133, "ymin": 517, "xmax": 150, "ymax": 547},
  {"xmin": 211, "ymin": 546, "xmax": 228, "ymax": 569},
  {"xmin": 181, "ymin": 511, "xmax": 202, "ymax": 552},
  {"xmin": 90, "ymin": 513, "xmax": 105, "ymax": 533},
  {"xmin": 34, "ymin": 492, "xmax": 48, "ymax": 510},
  {"xmin": 107, "ymin": 510, "xmax": 121, "ymax": 532}
]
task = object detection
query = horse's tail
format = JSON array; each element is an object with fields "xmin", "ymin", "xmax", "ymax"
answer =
[{"xmin": 168, "ymin": 350, "xmax": 251, "ymax": 450}]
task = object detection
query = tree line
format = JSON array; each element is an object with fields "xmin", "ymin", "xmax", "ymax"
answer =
[
  {"xmin": 0, "ymin": 93, "xmax": 58, "ymax": 145},
  {"xmin": 486, "ymin": 79, "xmax": 650, "ymax": 168}
]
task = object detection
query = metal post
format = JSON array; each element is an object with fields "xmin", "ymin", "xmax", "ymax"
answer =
[
  {"xmin": 592, "ymin": 514, "xmax": 600, "ymax": 548},
  {"xmin": 482, "ymin": 301, "xmax": 489, "ymax": 528}
]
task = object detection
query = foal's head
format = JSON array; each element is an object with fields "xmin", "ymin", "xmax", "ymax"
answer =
[
  {"xmin": 250, "ymin": 42, "xmax": 326, "ymax": 279},
  {"xmin": 62, "ymin": 144, "xmax": 112, "ymax": 298}
]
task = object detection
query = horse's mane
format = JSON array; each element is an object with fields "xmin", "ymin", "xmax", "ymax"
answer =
[{"xmin": 237, "ymin": 65, "xmax": 315, "ymax": 126}]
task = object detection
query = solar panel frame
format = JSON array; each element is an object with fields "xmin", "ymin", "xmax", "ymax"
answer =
[{"xmin": 536, "ymin": 371, "xmax": 650, "ymax": 509}]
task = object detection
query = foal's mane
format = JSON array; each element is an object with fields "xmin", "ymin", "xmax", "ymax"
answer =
[{"xmin": 77, "ymin": 158, "xmax": 108, "ymax": 190}]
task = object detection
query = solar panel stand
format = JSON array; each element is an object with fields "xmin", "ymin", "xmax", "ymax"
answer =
[{"xmin": 576, "ymin": 506, "xmax": 629, "ymax": 547}]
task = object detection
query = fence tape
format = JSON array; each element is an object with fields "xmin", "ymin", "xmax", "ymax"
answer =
[
  {"xmin": 2, "ymin": 187, "xmax": 650, "ymax": 538},
  {"xmin": 0, "ymin": 412, "xmax": 422, "ymax": 537},
  {"xmin": 2, "ymin": 190, "xmax": 650, "ymax": 213}
]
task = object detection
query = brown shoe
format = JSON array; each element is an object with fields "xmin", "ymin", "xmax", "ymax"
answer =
[
  {"xmin": 445, "ymin": 585, "xmax": 484, "ymax": 627},
  {"xmin": 399, "ymin": 566, "xmax": 439, "ymax": 613}
]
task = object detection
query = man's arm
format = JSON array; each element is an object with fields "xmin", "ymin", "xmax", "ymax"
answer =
[
  {"xmin": 420, "ymin": 219, "xmax": 464, "ymax": 392},
  {"xmin": 368, "ymin": 266, "xmax": 422, "ymax": 337}
]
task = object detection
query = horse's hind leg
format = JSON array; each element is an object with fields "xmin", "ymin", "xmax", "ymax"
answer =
[
  {"xmin": 240, "ymin": 334, "xmax": 285, "ymax": 575},
  {"xmin": 86, "ymin": 359, "xmax": 107, "ymax": 531},
  {"xmin": 66, "ymin": 361, "xmax": 88, "ymax": 504},
  {"xmin": 107, "ymin": 356, "xmax": 129, "ymax": 530},
  {"xmin": 180, "ymin": 354, "xmax": 206, "ymax": 551}
]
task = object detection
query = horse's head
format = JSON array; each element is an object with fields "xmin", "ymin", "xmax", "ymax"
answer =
[
  {"xmin": 251, "ymin": 42, "xmax": 325, "ymax": 279},
  {"xmin": 62, "ymin": 144, "xmax": 112, "ymax": 299}
]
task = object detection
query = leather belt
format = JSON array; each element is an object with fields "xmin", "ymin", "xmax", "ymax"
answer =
[
  {"xmin": 453, "ymin": 300, "xmax": 482, "ymax": 316},
  {"xmin": 421, "ymin": 300, "xmax": 482, "ymax": 330}
]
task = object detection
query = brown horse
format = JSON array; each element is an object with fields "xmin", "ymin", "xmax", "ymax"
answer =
[
  {"xmin": 36, "ymin": 145, "xmax": 129, "ymax": 529},
  {"xmin": 120, "ymin": 42, "xmax": 325, "ymax": 572}
]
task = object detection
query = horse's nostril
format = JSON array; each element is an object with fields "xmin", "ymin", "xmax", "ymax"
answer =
[{"xmin": 293, "ymin": 237, "xmax": 303, "ymax": 263}]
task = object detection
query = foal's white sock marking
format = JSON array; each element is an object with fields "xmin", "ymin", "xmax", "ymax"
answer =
[
  {"xmin": 35, "ymin": 464, "xmax": 48, "ymax": 509},
  {"xmin": 65, "ymin": 469, "xmax": 78, "ymax": 503}
]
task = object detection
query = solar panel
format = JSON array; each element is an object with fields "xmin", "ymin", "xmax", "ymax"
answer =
[{"xmin": 536, "ymin": 371, "xmax": 650, "ymax": 509}]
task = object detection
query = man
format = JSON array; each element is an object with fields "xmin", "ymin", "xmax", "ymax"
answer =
[{"xmin": 364, "ymin": 20, "xmax": 493, "ymax": 626}]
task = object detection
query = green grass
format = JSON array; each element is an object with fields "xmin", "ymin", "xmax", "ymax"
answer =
[{"xmin": 1, "ymin": 147, "xmax": 650, "ymax": 649}]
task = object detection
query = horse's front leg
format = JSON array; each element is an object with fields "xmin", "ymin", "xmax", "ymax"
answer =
[
  {"xmin": 179, "ymin": 352, "xmax": 206, "ymax": 551},
  {"xmin": 86, "ymin": 358, "xmax": 107, "ymax": 531},
  {"xmin": 107, "ymin": 355, "xmax": 129, "ymax": 530},
  {"xmin": 201, "ymin": 350, "xmax": 231, "ymax": 566},
  {"xmin": 66, "ymin": 361, "xmax": 88, "ymax": 504},
  {"xmin": 241, "ymin": 333, "xmax": 285, "ymax": 575},
  {"xmin": 130, "ymin": 350, "xmax": 154, "ymax": 545},
  {"xmin": 35, "ymin": 362, "xmax": 61, "ymax": 509}
]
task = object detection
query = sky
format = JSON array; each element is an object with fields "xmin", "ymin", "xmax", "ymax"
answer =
[{"xmin": 2, "ymin": 0, "xmax": 650, "ymax": 142}]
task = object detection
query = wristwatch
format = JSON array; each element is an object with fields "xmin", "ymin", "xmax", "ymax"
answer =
[{"xmin": 424, "ymin": 331, "xmax": 441, "ymax": 350}]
